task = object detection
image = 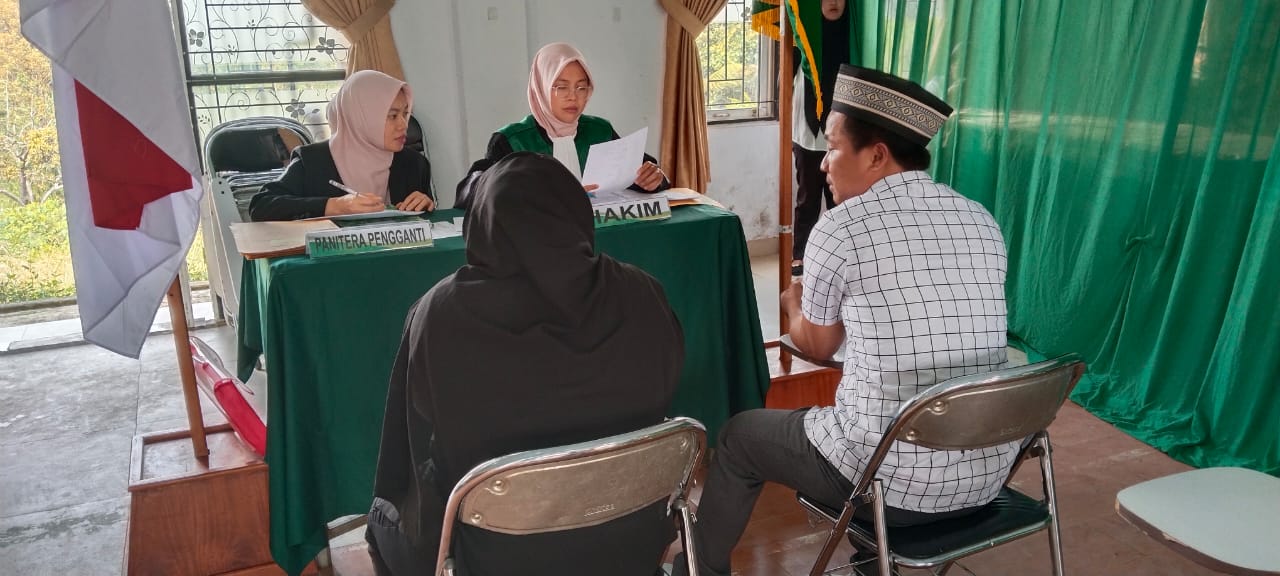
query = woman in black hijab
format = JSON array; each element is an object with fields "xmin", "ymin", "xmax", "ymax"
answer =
[{"xmin": 365, "ymin": 152, "xmax": 685, "ymax": 576}]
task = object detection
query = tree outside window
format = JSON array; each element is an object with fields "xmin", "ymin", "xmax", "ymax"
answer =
[{"xmin": 698, "ymin": 0, "xmax": 777, "ymax": 123}]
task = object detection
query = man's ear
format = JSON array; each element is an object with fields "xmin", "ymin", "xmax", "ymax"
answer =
[{"xmin": 871, "ymin": 141, "xmax": 891, "ymax": 170}]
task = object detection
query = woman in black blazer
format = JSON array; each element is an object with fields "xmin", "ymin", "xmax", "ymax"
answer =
[{"xmin": 249, "ymin": 70, "xmax": 435, "ymax": 221}]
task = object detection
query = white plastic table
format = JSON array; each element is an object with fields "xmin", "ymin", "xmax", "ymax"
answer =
[{"xmin": 1116, "ymin": 467, "xmax": 1280, "ymax": 575}]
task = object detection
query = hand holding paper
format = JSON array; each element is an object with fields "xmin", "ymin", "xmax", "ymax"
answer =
[{"xmin": 581, "ymin": 128, "xmax": 648, "ymax": 195}]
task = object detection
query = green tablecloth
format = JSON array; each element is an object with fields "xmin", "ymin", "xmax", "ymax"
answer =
[{"xmin": 236, "ymin": 205, "xmax": 769, "ymax": 575}]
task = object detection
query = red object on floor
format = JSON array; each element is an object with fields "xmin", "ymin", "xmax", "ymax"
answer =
[{"xmin": 190, "ymin": 337, "xmax": 266, "ymax": 456}]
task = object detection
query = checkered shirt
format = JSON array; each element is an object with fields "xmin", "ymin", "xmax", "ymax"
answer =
[{"xmin": 801, "ymin": 171, "xmax": 1018, "ymax": 513}]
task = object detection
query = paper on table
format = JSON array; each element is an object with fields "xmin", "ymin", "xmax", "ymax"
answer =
[
  {"xmin": 661, "ymin": 187, "xmax": 725, "ymax": 208},
  {"xmin": 662, "ymin": 188, "xmax": 703, "ymax": 201},
  {"xmin": 430, "ymin": 220, "xmax": 462, "ymax": 239},
  {"xmin": 591, "ymin": 188, "xmax": 650, "ymax": 205},
  {"xmin": 325, "ymin": 209, "xmax": 424, "ymax": 222},
  {"xmin": 581, "ymin": 127, "xmax": 648, "ymax": 194},
  {"xmin": 230, "ymin": 220, "xmax": 338, "ymax": 259}
]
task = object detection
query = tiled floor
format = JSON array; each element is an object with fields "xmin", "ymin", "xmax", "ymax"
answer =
[
  {"xmin": 751, "ymin": 253, "xmax": 782, "ymax": 340},
  {"xmin": 0, "ymin": 327, "xmax": 236, "ymax": 575},
  {"xmin": 0, "ymin": 254, "xmax": 1221, "ymax": 576}
]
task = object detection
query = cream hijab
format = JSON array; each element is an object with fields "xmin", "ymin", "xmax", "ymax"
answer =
[
  {"xmin": 527, "ymin": 43, "xmax": 594, "ymax": 178},
  {"xmin": 328, "ymin": 70, "xmax": 412, "ymax": 201}
]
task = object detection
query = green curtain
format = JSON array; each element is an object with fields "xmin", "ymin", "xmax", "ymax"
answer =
[{"xmin": 858, "ymin": 0, "xmax": 1279, "ymax": 474}]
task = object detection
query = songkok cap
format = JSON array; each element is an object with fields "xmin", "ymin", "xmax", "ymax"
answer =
[{"xmin": 832, "ymin": 64, "xmax": 953, "ymax": 147}]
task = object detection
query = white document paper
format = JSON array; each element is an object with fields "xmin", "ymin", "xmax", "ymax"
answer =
[
  {"xmin": 591, "ymin": 188, "xmax": 650, "ymax": 205},
  {"xmin": 581, "ymin": 127, "xmax": 648, "ymax": 195},
  {"xmin": 662, "ymin": 189, "xmax": 703, "ymax": 201},
  {"xmin": 325, "ymin": 209, "xmax": 424, "ymax": 222},
  {"xmin": 430, "ymin": 220, "xmax": 462, "ymax": 239},
  {"xmin": 229, "ymin": 220, "xmax": 337, "ymax": 255}
]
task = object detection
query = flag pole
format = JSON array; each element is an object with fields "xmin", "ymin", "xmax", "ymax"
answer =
[
  {"xmin": 167, "ymin": 277, "xmax": 209, "ymax": 459},
  {"xmin": 777, "ymin": 8, "xmax": 794, "ymax": 373}
]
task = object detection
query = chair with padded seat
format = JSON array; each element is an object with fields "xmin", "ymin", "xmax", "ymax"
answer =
[{"xmin": 797, "ymin": 353, "xmax": 1087, "ymax": 576}]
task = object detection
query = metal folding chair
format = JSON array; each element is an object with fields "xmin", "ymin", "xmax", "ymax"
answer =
[
  {"xmin": 797, "ymin": 354, "xmax": 1087, "ymax": 576},
  {"xmin": 435, "ymin": 417, "xmax": 707, "ymax": 576}
]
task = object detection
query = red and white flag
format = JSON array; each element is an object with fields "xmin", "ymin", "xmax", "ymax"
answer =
[{"xmin": 21, "ymin": 0, "xmax": 202, "ymax": 358}]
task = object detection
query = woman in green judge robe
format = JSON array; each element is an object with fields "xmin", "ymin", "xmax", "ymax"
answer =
[{"xmin": 454, "ymin": 42, "xmax": 670, "ymax": 209}]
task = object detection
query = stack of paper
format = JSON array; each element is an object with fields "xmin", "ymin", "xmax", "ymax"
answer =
[
  {"xmin": 662, "ymin": 188, "xmax": 725, "ymax": 209},
  {"xmin": 324, "ymin": 209, "xmax": 424, "ymax": 222},
  {"xmin": 229, "ymin": 220, "xmax": 338, "ymax": 259}
]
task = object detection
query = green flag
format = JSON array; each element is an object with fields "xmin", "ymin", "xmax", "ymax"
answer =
[{"xmin": 751, "ymin": 0, "xmax": 858, "ymax": 119}]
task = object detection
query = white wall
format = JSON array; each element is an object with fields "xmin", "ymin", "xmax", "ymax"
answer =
[
  {"xmin": 390, "ymin": 0, "xmax": 666, "ymax": 208},
  {"xmin": 707, "ymin": 121, "xmax": 781, "ymax": 240}
]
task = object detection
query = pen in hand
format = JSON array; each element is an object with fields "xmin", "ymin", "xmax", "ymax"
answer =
[
  {"xmin": 329, "ymin": 179, "xmax": 360, "ymax": 196},
  {"xmin": 326, "ymin": 179, "xmax": 385, "ymax": 215}
]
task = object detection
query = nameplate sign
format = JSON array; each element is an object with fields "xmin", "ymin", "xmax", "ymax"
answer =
[
  {"xmin": 305, "ymin": 220, "xmax": 433, "ymax": 258},
  {"xmin": 592, "ymin": 195, "xmax": 671, "ymax": 228}
]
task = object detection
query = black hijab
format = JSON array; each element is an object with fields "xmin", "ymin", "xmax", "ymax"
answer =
[{"xmin": 368, "ymin": 152, "xmax": 685, "ymax": 576}]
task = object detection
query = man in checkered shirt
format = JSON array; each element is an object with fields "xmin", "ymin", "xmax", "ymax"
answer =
[{"xmin": 681, "ymin": 65, "xmax": 1017, "ymax": 576}]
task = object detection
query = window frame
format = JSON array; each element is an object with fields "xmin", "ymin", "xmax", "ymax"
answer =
[
  {"xmin": 168, "ymin": 0, "xmax": 348, "ymax": 157},
  {"xmin": 700, "ymin": 4, "xmax": 779, "ymax": 125}
]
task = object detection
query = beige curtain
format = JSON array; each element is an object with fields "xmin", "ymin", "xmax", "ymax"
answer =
[
  {"xmin": 301, "ymin": 0, "xmax": 404, "ymax": 80},
  {"xmin": 659, "ymin": 0, "xmax": 726, "ymax": 193}
]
